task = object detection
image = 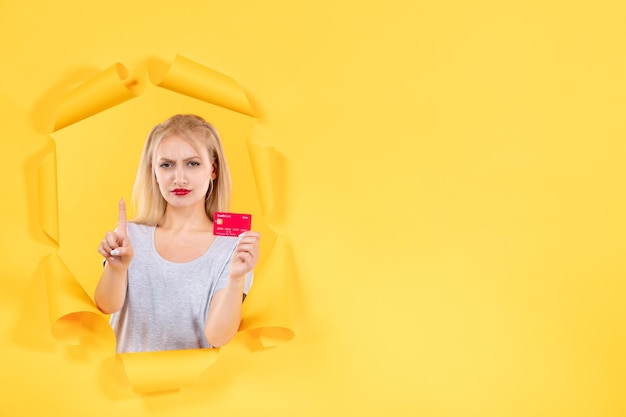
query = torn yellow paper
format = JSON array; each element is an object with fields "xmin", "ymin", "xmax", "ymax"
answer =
[
  {"xmin": 240, "ymin": 236, "xmax": 295, "ymax": 347},
  {"xmin": 54, "ymin": 63, "xmax": 140, "ymax": 131},
  {"xmin": 41, "ymin": 55, "xmax": 295, "ymax": 393},
  {"xmin": 45, "ymin": 254, "xmax": 109, "ymax": 345},
  {"xmin": 37, "ymin": 148, "xmax": 59, "ymax": 243},
  {"xmin": 247, "ymin": 141, "xmax": 284, "ymax": 226},
  {"xmin": 119, "ymin": 348, "xmax": 219, "ymax": 394},
  {"xmin": 148, "ymin": 55, "xmax": 255, "ymax": 117}
]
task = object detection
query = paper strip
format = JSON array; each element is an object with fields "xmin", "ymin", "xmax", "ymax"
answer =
[
  {"xmin": 119, "ymin": 349, "xmax": 219, "ymax": 394},
  {"xmin": 45, "ymin": 254, "xmax": 108, "ymax": 345},
  {"xmin": 37, "ymin": 148, "xmax": 59, "ymax": 243},
  {"xmin": 148, "ymin": 55, "xmax": 256, "ymax": 117},
  {"xmin": 247, "ymin": 123, "xmax": 287, "ymax": 228},
  {"xmin": 240, "ymin": 236, "xmax": 295, "ymax": 347},
  {"xmin": 53, "ymin": 63, "xmax": 140, "ymax": 131},
  {"xmin": 247, "ymin": 142, "xmax": 279, "ymax": 222}
]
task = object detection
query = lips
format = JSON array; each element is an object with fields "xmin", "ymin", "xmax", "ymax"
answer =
[{"xmin": 172, "ymin": 188, "xmax": 190, "ymax": 196}]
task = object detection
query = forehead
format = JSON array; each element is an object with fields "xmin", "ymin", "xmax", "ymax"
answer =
[{"xmin": 155, "ymin": 134, "xmax": 210, "ymax": 159}]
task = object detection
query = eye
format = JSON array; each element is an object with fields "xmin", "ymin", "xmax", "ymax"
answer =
[
  {"xmin": 159, "ymin": 162, "xmax": 172, "ymax": 168},
  {"xmin": 188, "ymin": 161, "xmax": 201, "ymax": 167}
]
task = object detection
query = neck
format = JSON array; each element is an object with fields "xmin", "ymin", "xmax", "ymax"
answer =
[{"xmin": 158, "ymin": 204, "xmax": 212, "ymax": 231}]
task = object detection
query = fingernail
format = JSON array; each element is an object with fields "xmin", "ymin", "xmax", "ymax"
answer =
[
  {"xmin": 110, "ymin": 249, "xmax": 120, "ymax": 256},
  {"xmin": 238, "ymin": 232, "xmax": 246, "ymax": 238}
]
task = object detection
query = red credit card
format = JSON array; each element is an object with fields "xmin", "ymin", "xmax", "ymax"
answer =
[{"xmin": 213, "ymin": 212, "xmax": 252, "ymax": 237}]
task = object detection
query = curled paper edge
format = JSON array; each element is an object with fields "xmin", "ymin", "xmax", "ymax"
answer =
[
  {"xmin": 148, "ymin": 55, "xmax": 256, "ymax": 117},
  {"xmin": 44, "ymin": 254, "xmax": 109, "ymax": 345},
  {"xmin": 53, "ymin": 63, "xmax": 140, "ymax": 131},
  {"xmin": 240, "ymin": 235, "xmax": 296, "ymax": 348},
  {"xmin": 241, "ymin": 129, "xmax": 295, "ymax": 347},
  {"xmin": 118, "ymin": 348, "xmax": 220, "ymax": 394},
  {"xmin": 246, "ymin": 124, "xmax": 286, "ymax": 227},
  {"xmin": 247, "ymin": 141, "xmax": 277, "ymax": 221},
  {"xmin": 37, "ymin": 148, "xmax": 59, "ymax": 243}
]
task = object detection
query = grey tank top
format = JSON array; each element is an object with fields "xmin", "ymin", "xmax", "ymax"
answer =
[{"xmin": 110, "ymin": 222, "xmax": 253, "ymax": 353}]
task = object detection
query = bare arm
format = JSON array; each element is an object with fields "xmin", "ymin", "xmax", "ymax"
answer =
[
  {"xmin": 204, "ymin": 275, "xmax": 246, "ymax": 347},
  {"xmin": 204, "ymin": 232, "xmax": 259, "ymax": 347},
  {"xmin": 94, "ymin": 263, "xmax": 129, "ymax": 314}
]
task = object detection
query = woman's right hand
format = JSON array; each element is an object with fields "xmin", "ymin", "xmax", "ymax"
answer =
[{"xmin": 98, "ymin": 199, "xmax": 134, "ymax": 270}]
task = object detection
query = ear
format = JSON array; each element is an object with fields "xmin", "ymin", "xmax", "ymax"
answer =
[{"xmin": 211, "ymin": 162, "xmax": 217, "ymax": 180}]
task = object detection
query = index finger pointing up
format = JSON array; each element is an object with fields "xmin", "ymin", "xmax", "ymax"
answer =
[{"xmin": 118, "ymin": 198, "xmax": 127, "ymax": 236}]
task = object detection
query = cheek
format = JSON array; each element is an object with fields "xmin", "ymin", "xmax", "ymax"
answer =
[{"xmin": 154, "ymin": 170, "xmax": 167, "ymax": 185}]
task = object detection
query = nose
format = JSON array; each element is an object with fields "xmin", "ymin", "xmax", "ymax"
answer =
[{"xmin": 174, "ymin": 165, "xmax": 187, "ymax": 185}]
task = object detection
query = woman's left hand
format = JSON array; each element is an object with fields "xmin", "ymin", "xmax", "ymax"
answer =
[{"xmin": 229, "ymin": 231, "xmax": 260, "ymax": 279}]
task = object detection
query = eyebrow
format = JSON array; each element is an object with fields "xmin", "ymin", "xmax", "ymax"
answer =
[{"xmin": 157, "ymin": 156, "xmax": 202, "ymax": 162}]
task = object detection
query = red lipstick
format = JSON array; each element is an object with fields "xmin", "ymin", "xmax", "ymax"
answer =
[{"xmin": 172, "ymin": 188, "xmax": 190, "ymax": 196}]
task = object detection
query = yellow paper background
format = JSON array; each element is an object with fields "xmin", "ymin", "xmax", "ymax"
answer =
[{"xmin": 1, "ymin": 0, "xmax": 625, "ymax": 415}]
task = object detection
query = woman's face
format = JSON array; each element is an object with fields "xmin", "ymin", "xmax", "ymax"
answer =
[{"xmin": 154, "ymin": 134, "xmax": 215, "ymax": 210}]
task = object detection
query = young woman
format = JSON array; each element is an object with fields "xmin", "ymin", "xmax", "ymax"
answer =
[{"xmin": 94, "ymin": 114, "xmax": 259, "ymax": 353}]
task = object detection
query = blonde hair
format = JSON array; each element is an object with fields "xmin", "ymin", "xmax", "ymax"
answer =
[{"xmin": 131, "ymin": 114, "xmax": 232, "ymax": 225}]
